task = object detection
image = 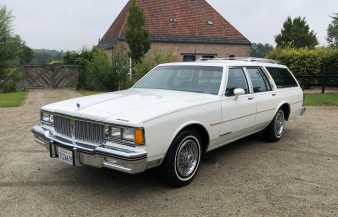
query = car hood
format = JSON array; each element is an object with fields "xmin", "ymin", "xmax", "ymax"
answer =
[{"xmin": 42, "ymin": 88, "xmax": 219, "ymax": 125}]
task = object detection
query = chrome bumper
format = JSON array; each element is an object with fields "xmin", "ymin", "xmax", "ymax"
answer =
[
  {"xmin": 32, "ymin": 126, "xmax": 147, "ymax": 174},
  {"xmin": 300, "ymin": 106, "xmax": 306, "ymax": 116}
]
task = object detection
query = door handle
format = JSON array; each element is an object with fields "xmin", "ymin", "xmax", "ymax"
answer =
[
  {"xmin": 248, "ymin": 97, "xmax": 254, "ymax": 100},
  {"xmin": 272, "ymin": 93, "xmax": 277, "ymax": 96}
]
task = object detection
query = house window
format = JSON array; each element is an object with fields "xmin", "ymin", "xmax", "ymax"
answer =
[
  {"xmin": 183, "ymin": 55, "xmax": 196, "ymax": 62},
  {"xmin": 202, "ymin": 55, "xmax": 215, "ymax": 59}
]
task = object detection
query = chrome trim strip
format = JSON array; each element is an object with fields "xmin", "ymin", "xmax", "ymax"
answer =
[{"xmin": 220, "ymin": 132, "xmax": 232, "ymax": 137}]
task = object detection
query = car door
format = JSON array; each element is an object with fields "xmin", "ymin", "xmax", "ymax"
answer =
[
  {"xmin": 219, "ymin": 67, "xmax": 256, "ymax": 144},
  {"xmin": 245, "ymin": 67, "xmax": 278, "ymax": 128}
]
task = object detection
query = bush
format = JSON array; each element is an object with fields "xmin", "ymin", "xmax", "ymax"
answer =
[
  {"xmin": 134, "ymin": 49, "xmax": 175, "ymax": 81},
  {"xmin": 267, "ymin": 47, "xmax": 320, "ymax": 76},
  {"xmin": 0, "ymin": 67, "xmax": 23, "ymax": 93},
  {"xmin": 87, "ymin": 50, "xmax": 116, "ymax": 91}
]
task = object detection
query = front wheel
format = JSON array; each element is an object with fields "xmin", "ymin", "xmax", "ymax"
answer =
[
  {"xmin": 163, "ymin": 129, "xmax": 202, "ymax": 187},
  {"xmin": 263, "ymin": 109, "xmax": 285, "ymax": 142}
]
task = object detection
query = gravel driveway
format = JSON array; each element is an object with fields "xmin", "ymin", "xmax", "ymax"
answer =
[{"xmin": 0, "ymin": 89, "xmax": 337, "ymax": 217}]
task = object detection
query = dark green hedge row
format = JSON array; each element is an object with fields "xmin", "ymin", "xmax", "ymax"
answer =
[{"xmin": 267, "ymin": 48, "xmax": 338, "ymax": 76}]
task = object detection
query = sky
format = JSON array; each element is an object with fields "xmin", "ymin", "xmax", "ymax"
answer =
[{"xmin": 1, "ymin": 0, "xmax": 337, "ymax": 51}]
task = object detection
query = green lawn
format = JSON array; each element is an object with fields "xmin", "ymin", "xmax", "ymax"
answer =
[
  {"xmin": 304, "ymin": 93, "xmax": 338, "ymax": 106},
  {"xmin": 78, "ymin": 89, "xmax": 105, "ymax": 96},
  {"xmin": 0, "ymin": 91, "xmax": 27, "ymax": 107}
]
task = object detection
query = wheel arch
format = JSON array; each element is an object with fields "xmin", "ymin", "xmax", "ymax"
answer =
[
  {"xmin": 276, "ymin": 102, "xmax": 291, "ymax": 121},
  {"xmin": 168, "ymin": 122, "xmax": 210, "ymax": 155}
]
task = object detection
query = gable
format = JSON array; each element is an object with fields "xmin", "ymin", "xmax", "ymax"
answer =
[{"xmin": 98, "ymin": 0, "xmax": 251, "ymax": 49}]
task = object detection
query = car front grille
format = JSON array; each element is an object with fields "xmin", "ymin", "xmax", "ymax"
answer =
[{"xmin": 54, "ymin": 115, "xmax": 105, "ymax": 144}]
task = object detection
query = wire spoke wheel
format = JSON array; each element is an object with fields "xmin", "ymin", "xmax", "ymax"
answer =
[
  {"xmin": 274, "ymin": 111, "xmax": 285, "ymax": 138},
  {"xmin": 176, "ymin": 138, "xmax": 199, "ymax": 178}
]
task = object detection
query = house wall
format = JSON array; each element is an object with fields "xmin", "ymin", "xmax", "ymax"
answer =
[{"xmin": 108, "ymin": 41, "xmax": 251, "ymax": 61}]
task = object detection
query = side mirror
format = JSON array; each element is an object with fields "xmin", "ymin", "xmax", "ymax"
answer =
[{"xmin": 233, "ymin": 88, "xmax": 245, "ymax": 99}]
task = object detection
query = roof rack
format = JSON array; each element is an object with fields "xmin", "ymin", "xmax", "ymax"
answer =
[{"xmin": 196, "ymin": 57, "xmax": 278, "ymax": 64}]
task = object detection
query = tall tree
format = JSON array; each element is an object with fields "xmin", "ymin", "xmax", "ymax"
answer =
[
  {"xmin": 275, "ymin": 16, "xmax": 318, "ymax": 48},
  {"xmin": 327, "ymin": 13, "xmax": 338, "ymax": 47},
  {"xmin": 0, "ymin": 5, "xmax": 22, "ymax": 81},
  {"xmin": 125, "ymin": 0, "xmax": 151, "ymax": 63},
  {"xmin": 251, "ymin": 43, "xmax": 274, "ymax": 58}
]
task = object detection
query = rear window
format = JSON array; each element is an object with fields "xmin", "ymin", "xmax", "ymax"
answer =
[{"xmin": 266, "ymin": 67, "xmax": 298, "ymax": 88}]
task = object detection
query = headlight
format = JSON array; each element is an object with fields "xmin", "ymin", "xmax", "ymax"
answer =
[
  {"xmin": 122, "ymin": 128, "xmax": 134, "ymax": 141},
  {"xmin": 40, "ymin": 111, "xmax": 54, "ymax": 125},
  {"xmin": 105, "ymin": 125, "xmax": 144, "ymax": 145}
]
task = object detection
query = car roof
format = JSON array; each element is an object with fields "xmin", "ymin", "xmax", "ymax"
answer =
[{"xmin": 159, "ymin": 59, "xmax": 288, "ymax": 69}]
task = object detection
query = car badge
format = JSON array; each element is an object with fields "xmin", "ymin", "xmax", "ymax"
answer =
[{"xmin": 77, "ymin": 103, "xmax": 80, "ymax": 110}]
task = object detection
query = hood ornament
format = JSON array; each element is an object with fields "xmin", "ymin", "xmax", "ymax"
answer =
[{"xmin": 76, "ymin": 103, "xmax": 80, "ymax": 110}]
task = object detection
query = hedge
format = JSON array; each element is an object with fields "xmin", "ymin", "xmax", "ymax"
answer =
[{"xmin": 267, "ymin": 47, "xmax": 338, "ymax": 76}]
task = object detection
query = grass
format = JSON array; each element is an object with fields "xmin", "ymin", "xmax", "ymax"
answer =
[
  {"xmin": 78, "ymin": 89, "xmax": 105, "ymax": 96},
  {"xmin": 0, "ymin": 91, "xmax": 27, "ymax": 107},
  {"xmin": 304, "ymin": 93, "xmax": 338, "ymax": 106}
]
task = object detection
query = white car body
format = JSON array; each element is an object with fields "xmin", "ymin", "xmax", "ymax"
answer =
[{"xmin": 32, "ymin": 59, "xmax": 305, "ymax": 186}]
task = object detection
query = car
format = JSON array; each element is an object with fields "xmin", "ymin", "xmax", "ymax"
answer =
[{"xmin": 32, "ymin": 57, "xmax": 305, "ymax": 187}]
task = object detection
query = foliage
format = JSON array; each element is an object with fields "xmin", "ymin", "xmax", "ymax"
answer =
[
  {"xmin": 327, "ymin": 13, "xmax": 338, "ymax": 48},
  {"xmin": 304, "ymin": 93, "xmax": 338, "ymax": 106},
  {"xmin": 112, "ymin": 53, "xmax": 130, "ymax": 90},
  {"xmin": 275, "ymin": 16, "xmax": 318, "ymax": 48},
  {"xmin": 267, "ymin": 47, "xmax": 338, "ymax": 77},
  {"xmin": 251, "ymin": 43, "xmax": 274, "ymax": 58},
  {"xmin": 318, "ymin": 48, "xmax": 338, "ymax": 75},
  {"xmin": 63, "ymin": 48, "xmax": 97, "ymax": 89},
  {"xmin": 267, "ymin": 47, "xmax": 320, "ymax": 76},
  {"xmin": 31, "ymin": 49, "xmax": 63, "ymax": 64},
  {"xmin": 0, "ymin": 91, "xmax": 26, "ymax": 107},
  {"xmin": 20, "ymin": 44, "xmax": 34, "ymax": 64},
  {"xmin": 134, "ymin": 49, "xmax": 175, "ymax": 81},
  {"xmin": 0, "ymin": 67, "xmax": 23, "ymax": 93},
  {"xmin": 125, "ymin": 0, "xmax": 151, "ymax": 63},
  {"xmin": 0, "ymin": 5, "xmax": 28, "ymax": 92},
  {"xmin": 87, "ymin": 50, "xmax": 115, "ymax": 91}
]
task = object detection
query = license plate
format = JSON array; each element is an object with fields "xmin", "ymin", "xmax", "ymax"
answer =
[{"xmin": 57, "ymin": 147, "xmax": 74, "ymax": 166}]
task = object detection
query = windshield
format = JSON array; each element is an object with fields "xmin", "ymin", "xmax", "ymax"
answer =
[{"xmin": 133, "ymin": 66, "xmax": 223, "ymax": 95}]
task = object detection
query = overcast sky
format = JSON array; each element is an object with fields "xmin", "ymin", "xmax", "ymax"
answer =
[{"xmin": 2, "ymin": 0, "xmax": 337, "ymax": 51}]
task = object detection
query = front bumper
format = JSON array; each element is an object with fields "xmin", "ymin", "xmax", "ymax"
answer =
[{"xmin": 32, "ymin": 126, "xmax": 147, "ymax": 174}]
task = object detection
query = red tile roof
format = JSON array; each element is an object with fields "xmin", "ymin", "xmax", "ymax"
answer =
[{"xmin": 99, "ymin": 0, "xmax": 251, "ymax": 49}]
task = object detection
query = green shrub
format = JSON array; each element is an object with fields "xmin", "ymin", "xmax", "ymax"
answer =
[
  {"xmin": 267, "ymin": 47, "xmax": 321, "ymax": 76},
  {"xmin": 87, "ymin": 50, "xmax": 117, "ymax": 91},
  {"xmin": 267, "ymin": 47, "xmax": 338, "ymax": 77},
  {"xmin": 134, "ymin": 49, "xmax": 175, "ymax": 81},
  {"xmin": 319, "ymin": 48, "xmax": 338, "ymax": 75},
  {"xmin": 0, "ymin": 67, "xmax": 23, "ymax": 93}
]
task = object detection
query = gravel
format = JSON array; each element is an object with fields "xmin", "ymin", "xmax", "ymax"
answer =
[{"xmin": 0, "ymin": 89, "xmax": 337, "ymax": 217}]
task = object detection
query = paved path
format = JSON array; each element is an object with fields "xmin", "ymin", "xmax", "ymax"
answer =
[{"xmin": 0, "ymin": 90, "xmax": 337, "ymax": 216}]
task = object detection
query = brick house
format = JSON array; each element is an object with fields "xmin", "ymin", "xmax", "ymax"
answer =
[{"xmin": 98, "ymin": 0, "xmax": 251, "ymax": 61}]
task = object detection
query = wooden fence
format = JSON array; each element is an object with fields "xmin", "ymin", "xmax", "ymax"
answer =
[{"xmin": 24, "ymin": 65, "xmax": 78, "ymax": 89}]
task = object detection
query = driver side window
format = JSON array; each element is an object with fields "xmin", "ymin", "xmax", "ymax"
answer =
[{"xmin": 225, "ymin": 68, "xmax": 249, "ymax": 97}]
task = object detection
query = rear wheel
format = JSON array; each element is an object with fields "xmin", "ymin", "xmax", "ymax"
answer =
[
  {"xmin": 263, "ymin": 109, "xmax": 285, "ymax": 142},
  {"xmin": 163, "ymin": 129, "xmax": 202, "ymax": 187}
]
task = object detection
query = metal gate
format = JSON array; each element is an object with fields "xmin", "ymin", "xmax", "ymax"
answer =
[{"xmin": 24, "ymin": 65, "xmax": 78, "ymax": 89}]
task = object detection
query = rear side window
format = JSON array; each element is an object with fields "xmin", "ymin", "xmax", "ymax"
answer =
[
  {"xmin": 225, "ymin": 68, "xmax": 249, "ymax": 97},
  {"xmin": 266, "ymin": 67, "xmax": 298, "ymax": 88},
  {"xmin": 247, "ymin": 68, "xmax": 272, "ymax": 93}
]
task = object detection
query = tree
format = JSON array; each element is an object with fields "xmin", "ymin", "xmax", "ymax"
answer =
[
  {"xmin": 0, "ymin": 5, "xmax": 23, "ymax": 85},
  {"xmin": 20, "ymin": 44, "xmax": 34, "ymax": 64},
  {"xmin": 327, "ymin": 13, "xmax": 338, "ymax": 47},
  {"xmin": 251, "ymin": 43, "xmax": 274, "ymax": 58},
  {"xmin": 125, "ymin": 0, "xmax": 151, "ymax": 63},
  {"xmin": 275, "ymin": 16, "xmax": 318, "ymax": 48}
]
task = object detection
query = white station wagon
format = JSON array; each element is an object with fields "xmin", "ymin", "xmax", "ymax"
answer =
[{"xmin": 32, "ymin": 58, "xmax": 305, "ymax": 187}]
